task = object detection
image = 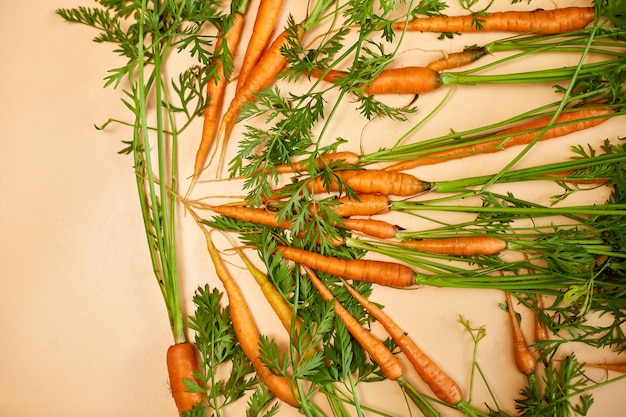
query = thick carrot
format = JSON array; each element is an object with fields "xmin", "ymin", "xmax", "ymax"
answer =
[
  {"xmin": 329, "ymin": 193, "xmax": 392, "ymax": 217},
  {"xmin": 398, "ymin": 236, "xmax": 508, "ymax": 256},
  {"xmin": 426, "ymin": 46, "xmax": 488, "ymax": 72},
  {"xmin": 215, "ymin": 25, "xmax": 305, "ymax": 173},
  {"xmin": 505, "ymin": 292, "xmax": 536, "ymax": 376},
  {"xmin": 384, "ymin": 106, "xmax": 614, "ymax": 172},
  {"xmin": 191, "ymin": 13, "xmax": 246, "ymax": 186},
  {"xmin": 167, "ymin": 342, "xmax": 204, "ymax": 415},
  {"xmin": 311, "ymin": 66, "xmax": 442, "ymax": 95},
  {"xmin": 205, "ymin": 231, "xmax": 299, "ymax": 407},
  {"xmin": 235, "ymin": 0, "xmax": 285, "ymax": 94},
  {"xmin": 278, "ymin": 245, "xmax": 416, "ymax": 288},
  {"xmin": 273, "ymin": 151, "xmax": 361, "ymax": 174},
  {"xmin": 391, "ymin": 7, "xmax": 595, "ymax": 35},
  {"xmin": 342, "ymin": 280, "xmax": 463, "ymax": 405},
  {"xmin": 302, "ymin": 266, "xmax": 404, "ymax": 380}
]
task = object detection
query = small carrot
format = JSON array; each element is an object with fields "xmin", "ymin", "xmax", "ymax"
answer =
[
  {"xmin": 341, "ymin": 218, "xmax": 399, "ymax": 239},
  {"xmin": 329, "ymin": 193, "xmax": 392, "ymax": 217},
  {"xmin": 426, "ymin": 46, "xmax": 488, "ymax": 72},
  {"xmin": 585, "ymin": 362, "xmax": 626, "ymax": 373},
  {"xmin": 311, "ymin": 66, "xmax": 442, "ymax": 95},
  {"xmin": 273, "ymin": 151, "xmax": 361, "ymax": 174},
  {"xmin": 398, "ymin": 236, "xmax": 508, "ymax": 256},
  {"xmin": 391, "ymin": 7, "xmax": 596, "ymax": 35},
  {"xmin": 167, "ymin": 342, "xmax": 204, "ymax": 415},
  {"xmin": 302, "ymin": 265, "xmax": 404, "ymax": 380},
  {"xmin": 278, "ymin": 245, "xmax": 416, "ymax": 288},
  {"xmin": 505, "ymin": 292, "xmax": 536, "ymax": 376},
  {"xmin": 204, "ymin": 230, "xmax": 299, "ymax": 407},
  {"xmin": 191, "ymin": 10, "xmax": 246, "ymax": 187},
  {"xmin": 384, "ymin": 106, "xmax": 614, "ymax": 172},
  {"xmin": 235, "ymin": 0, "xmax": 285, "ymax": 94},
  {"xmin": 533, "ymin": 293, "xmax": 550, "ymax": 362},
  {"xmin": 341, "ymin": 280, "xmax": 463, "ymax": 405}
]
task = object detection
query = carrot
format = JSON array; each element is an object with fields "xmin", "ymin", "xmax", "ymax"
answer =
[
  {"xmin": 273, "ymin": 151, "xmax": 361, "ymax": 174},
  {"xmin": 426, "ymin": 46, "xmax": 488, "ymax": 72},
  {"xmin": 533, "ymin": 294, "xmax": 549, "ymax": 362},
  {"xmin": 585, "ymin": 362, "xmax": 626, "ymax": 373},
  {"xmin": 167, "ymin": 342, "xmax": 204, "ymax": 415},
  {"xmin": 278, "ymin": 245, "xmax": 416, "ymax": 288},
  {"xmin": 191, "ymin": 10, "xmax": 246, "ymax": 188},
  {"xmin": 235, "ymin": 0, "xmax": 285, "ymax": 94},
  {"xmin": 215, "ymin": 24, "xmax": 305, "ymax": 174},
  {"xmin": 341, "ymin": 218, "xmax": 399, "ymax": 239},
  {"xmin": 505, "ymin": 292, "xmax": 536, "ymax": 376},
  {"xmin": 311, "ymin": 66, "xmax": 442, "ymax": 95},
  {"xmin": 302, "ymin": 265, "xmax": 404, "ymax": 380},
  {"xmin": 397, "ymin": 236, "xmax": 508, "ymax": 256},
  {"xmin": 204, "ymin": 230, "xmax": 299, "ymax": 407},
  {"xmin": 341, "ymin": 280, "xmax": 463, "ymax": 405},
  {"xmin": 391, "ymin": 7, "xmax": 595, "ymax": 35},
  {"xmin": 384, "ymin": 106, "xmax": 614, "ymax": 172},
  {"xmin": 329, "ymin": 193, "xmax": 392, "ymax": 217}
]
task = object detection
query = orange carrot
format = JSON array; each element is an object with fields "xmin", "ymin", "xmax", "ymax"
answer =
[
  {"xmin": 311, "ymin": 66, "xmax": 442, "ymax": 95},
  {"xmin": 278, "ymin": 245, "xmax": 416, "ymax": 288},
  {"xmin": 204, "ymin": 230, "xmax": 299, "ymax": 407},
  {"xmin": 215, "ymin": 25, "xmax": 305, "ymax": 173},
  {"xmin": 585, "ymin": 362, "xmax": 626, "ymax": 373},
  {"xmin": 329, "ymin": 193, "xmax": 392, "ymax": 217},
  {"xmin": 505, "ymin": 292, "xmax": 536, "ymax": 376},
  {"xmin": 426, "ymin": 46, "xmax": 488, "ymax": 72},
  {"xmin": 341, "ymin": 218, "xmax": 399, "ymax": 239},
  {"xmin": 235, "ymin": 0, "xmax": 285, "ymax": 93},
  {"xmin": 384, "ymin": 106, "xmax": 614, "ymax": 172},
  {"xmin": 398, "ymin": 236, "xmax": 507, "ymax": 256},
  {"xmin": 273, "ymin": 151, "xmax": 361, "ymax": 174},
  {"xmin": 167, "ymin": 343, "xmax": 204, "ymax": 415},
  {"xmin": 391, "ymin": 7, "xmax": 595, "ymax": 35},
  {"xmin": 302, "ymin": 266, "xmax": 404, "ymax": 380},
  {"xmin": 209, "ymin": 204, "xmax": 292, "ymax": 229},
  {"xmin": 191, "ymin": 13, "xmax": 246, "ymax": 185},
  {"xmin": 342, "ymin": 280, "xmax": 463, "ymax": 405}
]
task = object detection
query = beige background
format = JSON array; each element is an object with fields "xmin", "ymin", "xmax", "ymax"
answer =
[{"xmin": 2, "ymin": 0, "xmax": 626, "ymax": 416}]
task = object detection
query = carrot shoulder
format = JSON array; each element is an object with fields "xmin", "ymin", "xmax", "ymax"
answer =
[
  {"xmin": 167, "ymin": 342, "xmax": 204, "ymax": 415},
  {"xmin": 392, "ymin": 7, "xmax": 595, "ymax": 35}
]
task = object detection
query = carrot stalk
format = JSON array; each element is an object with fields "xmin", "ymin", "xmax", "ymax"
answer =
[
  {"xmin": 505, "ymin": 292, "xmax": 537, "ymax": 376},
  {"xmin": 167, "ymin": 342, "xmax": 204, "ymax": 415},
  {"xmin": 392, "ymin": 7, "xmax": 596, "ymax": 35}
]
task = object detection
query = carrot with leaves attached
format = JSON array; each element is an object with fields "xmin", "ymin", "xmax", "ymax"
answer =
[
  {"xmin": 505, "ymin": 292, "xmax": 536, "ymax": 376},
  {"xmin": 278, "ymin": 245, "xmax": 416, "ymax": 288},
  {"xmin": 391, "ymin": 7, "xmax": 595, "ymax": 35},
  {"xmin": 396, "ymin": 236, "xmax": 508, "ymax": 256},
  {"xmin": 167, "ymin": 343, "xmax": 204, "ymax": 415}
]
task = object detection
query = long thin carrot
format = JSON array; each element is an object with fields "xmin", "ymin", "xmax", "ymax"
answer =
[
  {"xmin": 391, "ymin": 7, "xmax": 595, "ymax": 35},
  {"xmin": 426, "ymin": 46, "xmax": 488, "ymax": 72},
  {"xmin": 236, "ymin": 0, "xmax": 285, "ymax": 93},
  {"xmin": 384, "ymin": 106, "xmax": 614, "ymax": 172},
  {"xmin": 505, "ymin": 292, "xmax": 536, "ymax": 376},
  {"xmin": 397, "ymin": 236, "xmax": 508, "ymax": 256},
  {"xmin": 273, "ymin": 151, "xmax": 361, "ymax": 174},
  {"xmin": 204, "ymin": 230, "xmax": 299, "ymax": 407},
  {"xmin": 341, "ymin": 280, "xmax": 463, "ymax": 405},
  {"xmin": 278, "ymin": 245, "xmax": 416, "ymax": 288},
  {"xmin": 585, "ymin": 362, "xmax": 626, "ymax": 373},
  {"xmin": 191, "ymin": 10, "xmax": 246, "ymax": 188},
  {"xmin": 167, "ymin": 342, "xmax": 204, "ymax": 415},
  {"xmin": 302, "ymin": 265, "xmax": 404, "ymax": 380}
]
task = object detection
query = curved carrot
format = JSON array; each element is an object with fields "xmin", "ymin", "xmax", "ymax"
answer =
[
  {"xmin": 398, "ymin": 236, "xmax": 508, "ymax": 256},
  {"xmin": 236, "ymin": 0, "xmax": 285, "ymax": 93},
  {"xmin": 302, "ymin": 266, "xmax": 404, "ymax": 380},
  {"xmin": 311, "ymin": 66, "xmax": 441, "ymax": 95},
  {"xmin": 191, "ymin": 12, "xmax": 246, "ymax": 185},
  {"xmin": 392, "ymin": 7, "xmax": 595, "ymax": 35},
  {"xmin": 167, "ymin": 342, "xmax": 204, "ymax": 415},
  {"xmin": 204, "ymin": 231, "xmax": 299, "ymax": 407},
  {"xmin": 384, "ymin": 106, "xmax": 615, "ymax": 172},
  {"xmin": 505, "ymin": 292, "xmax": 536, "ymax": 376},
  {"xmin": 342, "ymin": 280, "xmax": 463, "ymax": 405},
  {"xmin": 426, "ymin": 46, "xmax": 488, "ymax": 72},
  {"xmin": 273, "ymin": 151, "xmax": 361, "ymax": 174},
  {"xmin": 278, "ymin": 245, "xmax": 416, "ymax": 288}
]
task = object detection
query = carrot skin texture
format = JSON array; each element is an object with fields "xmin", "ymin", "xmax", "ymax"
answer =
[
  {"xmin": 278, "ymin": 245, "xmax": 416, "ymax": 288},
  {"xmin": 398, "ymin": 236, "xmax": 507, "ymax": 256},
  {"xmin": 304, "ymin": 169, "xmax": 432, "ymax": 196},
  {"xmin": 342, "ymin": 281, "xmax": 463, "ymax": 405},
  {"xmin": 167, "ymin": 343, "xmax": 204, "ymax": 415},
  {"xmin": 505, "ymin": 292, "xmax": 536, "ymax": 376},
  {"xmin": 384, "ymin": 107, "xmax": 614, "ymax": 172},
  {"xmin": 311, "ymin": 67, "xmax": 441, "ymax": 95},
  {"xmin": 303, "ymin": 266, "xmax": 404, "ymax": 380},
  {"xmin": 235, "ymin": 0, "xmax": 285, "ymax": 94},
  {"xmin": 426, "ymin": 46, "xmax": 488, "ymax": 72},
  {"xmin": 205, "ymin": 233, "xmax": 299, "ymax": 407},
  {"xmin": 392, "ymin": 7, "xmax": 595, "ymax": 35},
  {"xmin": 273, "ymin": 151, "xmax": 361, "ymax": 174}
]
